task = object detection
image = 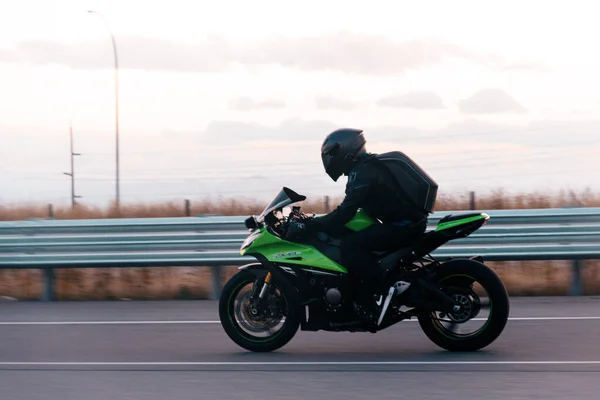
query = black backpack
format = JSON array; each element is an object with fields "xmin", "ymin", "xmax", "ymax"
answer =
[{"xmin": 367, "ymin": 151, "xmax": 438, "ymax": 215}]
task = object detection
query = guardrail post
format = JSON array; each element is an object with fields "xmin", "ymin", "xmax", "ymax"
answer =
[
  {"xmin": 185, "ymin": 199, "xmax": 191, "ymax": 216},
  {"xmin": 43, "ymin": 268, "xmax": 55, "ymax": 301},
  {"xmin": 211, "ymin": 266, "xmax": 223, "ymax": 300},
  {"xmin": 571, "ymin": 260, "xmax": 582, "ymax": 296}
]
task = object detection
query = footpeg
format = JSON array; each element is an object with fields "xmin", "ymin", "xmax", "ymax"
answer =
[
  {"xmin": 394, "ymin": 280, "xmax": 411, "ymax": 295},
  {"xmin": 377, "ymin": 286, "xmax": 395, "ymax": 326},
  {"xmin": 377, "ymin": 281, "xmax": 411, "ymax": 326}
]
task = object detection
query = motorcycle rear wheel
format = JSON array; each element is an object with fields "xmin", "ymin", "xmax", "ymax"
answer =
[{"xmin": 417, "ymin": 259, "xmax": 510, "ymax": 351}]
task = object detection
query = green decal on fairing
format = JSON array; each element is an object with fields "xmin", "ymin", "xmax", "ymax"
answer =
[
  {"xmin": 240, "ymin": 226, "xmax": 348, "ymax": 273},
  {"xmin": 435, "ymin": 213, "xmax": 489, "ymax": 232},
  {"xmin": 345, "ymin": 209, "xmax": 377, "ymax": 232}
]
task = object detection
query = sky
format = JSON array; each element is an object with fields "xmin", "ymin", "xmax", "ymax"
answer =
[{"xmin": 0, "ymin": 0, "xmax": 599, "ymax": 208}]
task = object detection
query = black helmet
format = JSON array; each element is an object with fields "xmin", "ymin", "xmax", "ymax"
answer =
[{"xmin": 321, "ymin": 128, "xmax": 367, "ymax": 181}]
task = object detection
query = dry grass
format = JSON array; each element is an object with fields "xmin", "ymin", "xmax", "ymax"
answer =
[
  {"xmin": 0, "ymin": 188, "xmax": 599, "ymax": 300},
  {"xmin": 0, "ymin": 197, "xmax": 333, "ymax": 221},
  {"xmin": 1, "ymin": 188, "xmax": 598, "ymax": 221}
]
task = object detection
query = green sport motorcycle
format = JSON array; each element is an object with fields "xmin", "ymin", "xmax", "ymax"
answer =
[{"xmin": 218, "ymin": 187, "xmax": 510, "ymax": 353}]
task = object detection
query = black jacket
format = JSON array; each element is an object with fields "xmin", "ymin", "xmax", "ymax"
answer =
[{"xmin": 308, "ymin": 153, "xmax": 427, "ymax": 233}]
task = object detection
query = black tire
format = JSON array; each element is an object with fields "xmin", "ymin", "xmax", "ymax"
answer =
[
  {"xmin": 218, "ymin": 269, "xmax": 300, "ymax": 352},
  {"xmin": 417, "ymin": 258, "xmax": 510, "ymax": 352}
]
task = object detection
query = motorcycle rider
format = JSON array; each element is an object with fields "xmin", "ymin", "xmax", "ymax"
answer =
[{"xmin": 287, "ymin": 128, "xmax": 429, "ymax": 324}]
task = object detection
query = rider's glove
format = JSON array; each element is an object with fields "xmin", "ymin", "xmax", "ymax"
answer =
[{"xmin": 286, "ymin": 220, "xmax": 309, "ymax": 240}]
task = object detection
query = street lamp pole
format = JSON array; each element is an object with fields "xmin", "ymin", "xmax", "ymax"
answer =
[{"xmin": 88, "ymin": 10, "xmax": 120, "ymax": 208}]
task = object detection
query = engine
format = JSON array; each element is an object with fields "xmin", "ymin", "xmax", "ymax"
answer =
[
  {"xmin": 324, "ymin": 287, "xmax": 343, "ymax": 307},
  {"xmin": 308, "ymin": 276, "xmax": 346, "ymax": 314}
]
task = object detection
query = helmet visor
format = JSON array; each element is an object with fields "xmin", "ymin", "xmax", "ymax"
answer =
[
  {"xmin": 321, "ymin": 152, "xmax": 343, "ymax": 181},
  {"xmin": 321, "ymin": 152, "xmax": 333, "ymax": 170}
]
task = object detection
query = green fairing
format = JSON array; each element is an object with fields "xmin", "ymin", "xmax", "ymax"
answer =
[
  {"xmin": 239, "ymin": 210, "xmax": 376, "ymax": 274},
  {"xmin": 241, "ymin": 210, "xmax": 487, "ymax": 274},
  {"xmin": 435, "ymin": 214, "xmax": 488, "ymax": 232},
  {"xmin": 344, "ymin": 209, "xmax": 377, "ymax": 231},
  {"xmin": 240, "ymin": 226, "xmax": 348, "ymax": 273}
]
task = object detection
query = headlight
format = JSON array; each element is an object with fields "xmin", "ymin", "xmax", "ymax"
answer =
[{"xmin": 241, "ymin": 231, "xmax": 260, "ymax": 250}]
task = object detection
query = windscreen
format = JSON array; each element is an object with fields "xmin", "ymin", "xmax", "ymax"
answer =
[{"xmin": 257, "ymin": 187, "xmax": 306, "ymax": 222}]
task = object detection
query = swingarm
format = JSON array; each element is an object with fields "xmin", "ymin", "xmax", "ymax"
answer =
[{"xmin": 407, "ymin": 276, "xmax": 460, "ymax": 314}]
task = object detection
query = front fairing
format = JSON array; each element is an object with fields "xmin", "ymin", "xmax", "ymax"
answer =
[
  {"xmin": 239, "ymin": 187, "xmax": 378, "ymax": 274},
  {"xmin": 240, "ymin": 226, "xmax": 347, "ymax": 273}
]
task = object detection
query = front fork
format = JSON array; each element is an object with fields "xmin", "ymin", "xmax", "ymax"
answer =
[{"xmin": 250, "ymin": 272, "xmax": 273, "ymax": 313}]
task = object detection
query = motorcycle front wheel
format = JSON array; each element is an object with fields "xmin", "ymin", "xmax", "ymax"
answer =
[{"xmin": 218, "ymin": 269, "xmax": 300, "ymax": 352}]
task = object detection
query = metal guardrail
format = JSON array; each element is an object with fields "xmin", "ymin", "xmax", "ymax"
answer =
[{"xmin": 0, "ymin": 207, "xmax": 599, "ymax": 301}]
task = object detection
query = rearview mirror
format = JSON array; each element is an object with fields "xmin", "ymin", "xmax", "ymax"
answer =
[{"xmin": 244, "ymin": 216, "xmax": 258, "ymax": 230}]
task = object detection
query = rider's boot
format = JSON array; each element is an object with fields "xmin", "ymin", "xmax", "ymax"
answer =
[{"xmin": 352, "ymin": 288, "xmax": 381, "ymax": 328}]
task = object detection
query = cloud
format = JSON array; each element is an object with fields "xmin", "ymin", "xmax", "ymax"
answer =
[
  {"xmin": 314, "ymin": 95, "xmax": 365, "ymax": 110},
  {"xmin": 242, "ymin": 33, "xmax": 472, "ymax": 76},
  {"xmin": 202, "ymin": 119, "xmax": 338, "ymax": 143},
  {"xmin": 3, "ymin": 118, "xmax": 598, "ymax": 205},
  {"xmin": 0, "ymin": 33, "xmax": 479, "ymax": 76},
  {"xmin": 500, "ymin": 62, "xmax": 549, "ymax": 72},
  {"xmin": 458, "ymin": 89, "xmax": 528, "ymax": 114},
  {"xmin": 191, "ymin": 117, "xmax": 600, "ymax": 151},
  {"xmin": 377, "ymin": 91, "xmax": 445, "ymax": 109},
  {"xmin": 228, "ymin": 97, "xmax": 286, "ymax": 111},
  {"xmin": 0, "ymin": 36, "xmax": 236, "ymax": 72}
]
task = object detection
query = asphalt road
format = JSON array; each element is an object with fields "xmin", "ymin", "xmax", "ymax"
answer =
[{"xmin": 2, "ymin": 297, "xmax": 600, "ymax": 399}]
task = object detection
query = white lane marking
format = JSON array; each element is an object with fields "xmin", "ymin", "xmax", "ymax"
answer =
[
  {"xmin": 0, "ymin": 361, "xmax": 600, "ymax": 366},
  {"xmin": 0, "ymin": 320, "xmax": 220, "ymax": 325},
  {"xmin": 507, "ymin": 316, "xmax": 600, "ymax": 321},
  {"xmin": 1, "ymin": 316, "xmax": 600, "ymax": 325}
]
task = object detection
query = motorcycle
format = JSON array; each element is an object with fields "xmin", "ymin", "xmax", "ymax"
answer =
[{"xmin": 218, "ymin": 187, "xmax": 510, "ymax": 352}]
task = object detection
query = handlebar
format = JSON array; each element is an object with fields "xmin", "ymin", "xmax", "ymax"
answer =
[{"xmin": 266, "ymin": 206, "xmax": 315, "ymax": 238}]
